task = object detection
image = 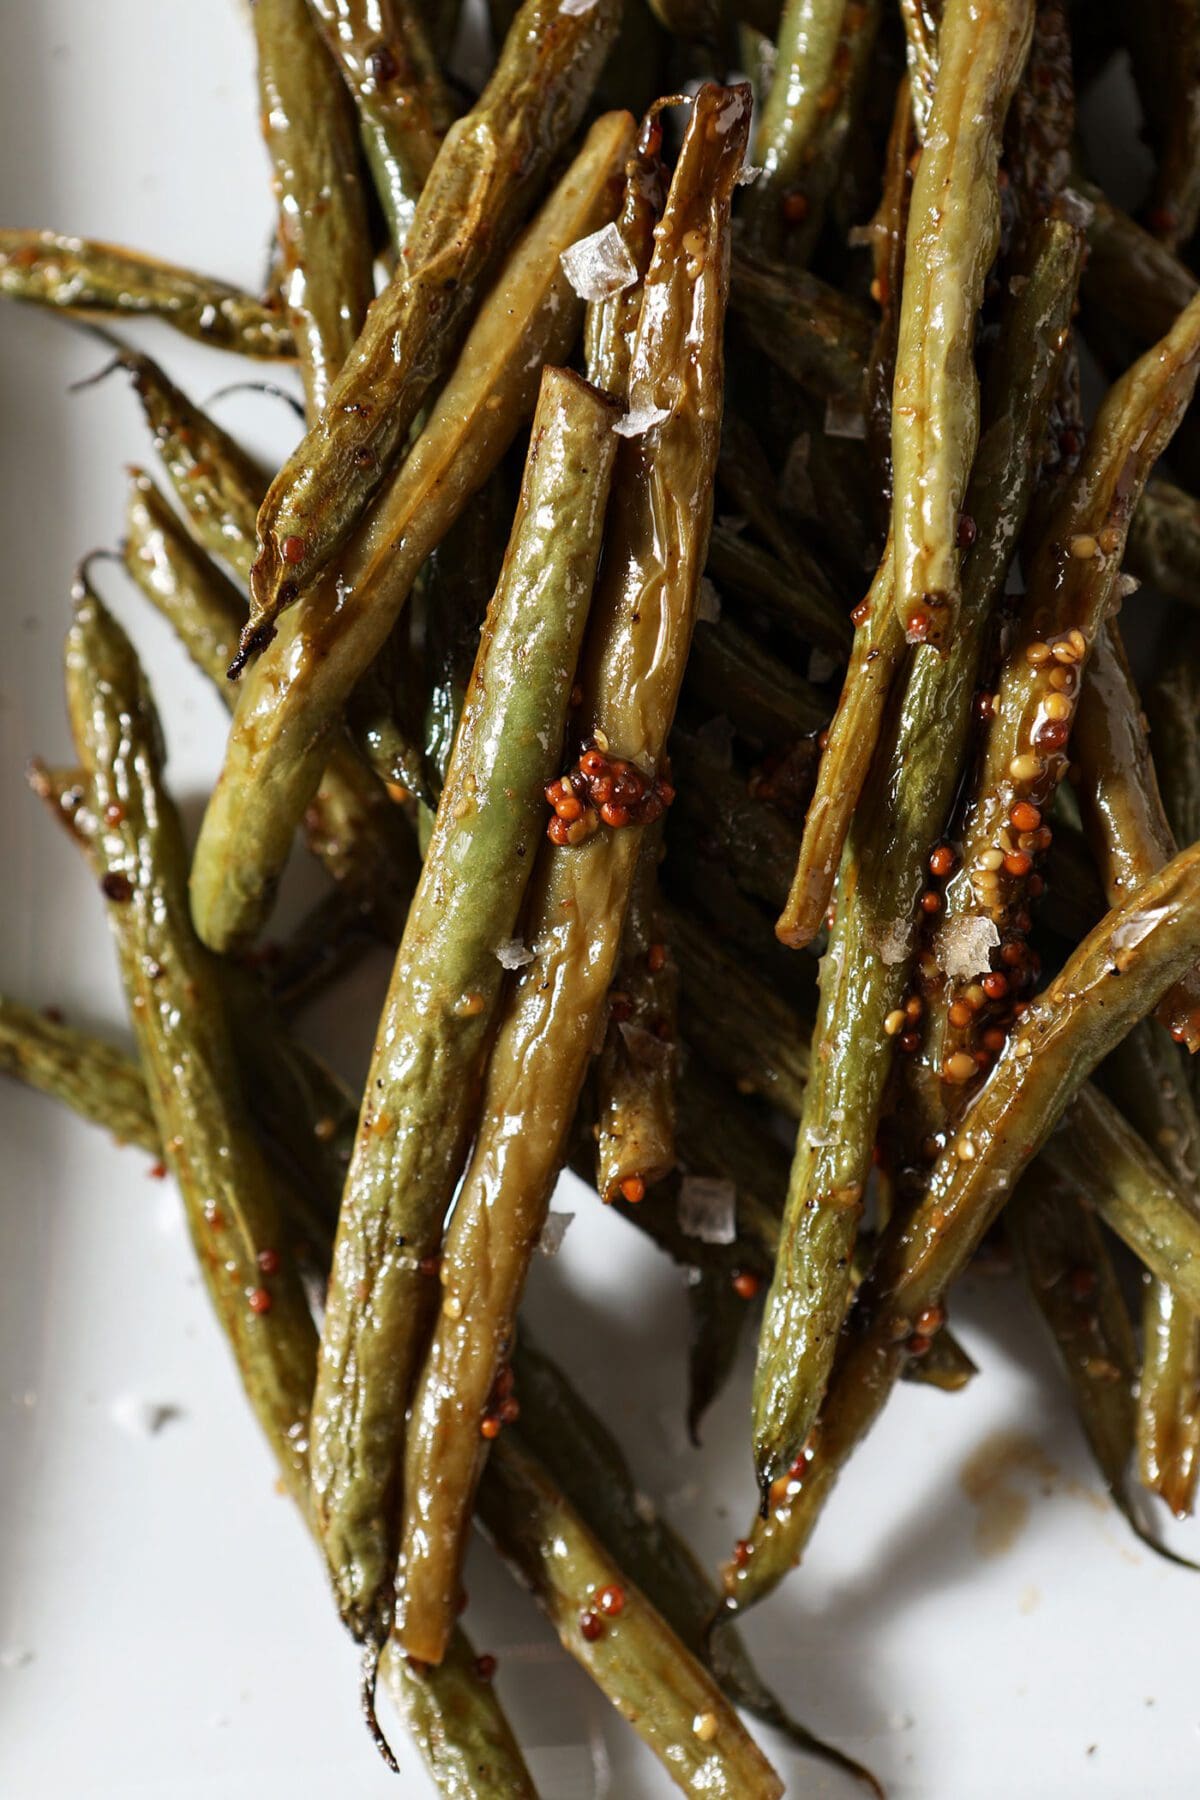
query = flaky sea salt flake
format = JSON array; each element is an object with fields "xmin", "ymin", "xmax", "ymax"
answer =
[
  {"xmin": 560, "ymin": 222, "xmax": 638, "ymax": 302},
  {"xmin": 494, "ymin": 936, "xmax": 534, "ymax": 970},
  {"xmin": 614, "ymin": 403, "xmax": 671, "ymax": 439},
  {"xmin": 679, "ymin": 1175, "xmax": 737, "ymax": 1245},
  {"xmin": 935, "ymin": 916, "xmax": 1001, "ymax": 980},
  {"xmin": 538, "ymin": 1211, "xmax": 575, "ymax": 1256}
]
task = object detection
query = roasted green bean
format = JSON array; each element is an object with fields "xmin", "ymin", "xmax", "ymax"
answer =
[
  {"xmin": 1127, "ymin": 477, "xmax": 1200, "ymax": 610},
  {"xmin": 729, "ymin": 249, "xmax": 871, "ymax": 401},
  {"xmin": 308, "ymin": 0, "xmax": 452, "ymax": 249},
  {"xmin": 122, "ymin": 470, "xmax": 421, "ymax": 943},
  {"xmin": 246, "ymin": 0, "xmax": 621, "ymax": 639},
  {"xmin": 750, "ymin": 220, "xmax": 1083, "ymax": 1486},
  {"xmin": 595, "ymin": 830, "xmax": 678, "ymax": 1207},
  {"xmin": 0, "ymin": 229, "xmax": 294, "ymax": 356},
  {"xmin": 191, "ymin": 110, "xmax": 633, "ymax": 950},
  {"xmin": 743, "ymin": 0, "xmax": 880, "ymax": 262},
  {"xmin": 1075, "ymin": 620, "xmax": 1200, "ymax": 1049},
  {"xmin": 732, "ymin": 843, "xmax": 1200, "ymax": 1579},
  {"xmin": 1100, "ymin": 1020, "xmax": 1200, "ymax": 1517},
  {"xmin": 64, "ymin": 584, "xmax": 317, "ymax": 1506},
  {"xmin": 0, "ymin": 996, "xmax": 156, "ymax": 1153},
  {"xmin": 396, "ymin": 83, "xmax": 751, "ymax": 1667},
  {"xmin": 889, "ymin": 0, "xmax": 1034, "ymax": 647},
  {"xmin": 310, "ymin": 366, "xmax": 618, "ymax": 1658},
  {"xmin": 476, "ymin": 1433, "xmax": 785, "ymax": 1799},
  {"xmin": 938, "ymin": 287, "xmax": 1200, "ymax": 1084},
  {"xmin": 252, "ymin": 0, "xmax": 374, "ymax": 417}
]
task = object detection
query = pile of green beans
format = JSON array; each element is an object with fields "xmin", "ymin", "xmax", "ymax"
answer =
[{"xmin": 12, "ymin": 2, "xmax": 1200, "ymax": 1792}]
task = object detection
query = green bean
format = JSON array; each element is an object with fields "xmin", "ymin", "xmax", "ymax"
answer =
[
  {"xmin": 311, "ymin": 366, "xmax": 619, "ymax": 1657},
  {"xmin": 749, "ymin": 219, "xmax": 1083, "ymax": 1487},
  {"xmin": 716, "ymin": 415, "xmax": 830, "ymax": 576},
  {"xmin": 897, "ymin": 0, "xmax": 937, "ymax": 138},
  {"xmin": 0, "ymin": 997, "xmax": 156, "ymax": 1153},
  {"xmin": 379, "ymin": 1631, "xmax": 536, "ymax": 1797},
  {"xmin": 421, "ymin": 473, "xmax": 511, "ymax": 796},
  {"xmin": 743, "ymin": 0, "xmax": 880, "ymax": 262},
  {"xmin": 246, "ymin": 0, "xmax": 621, "ymax": 639},
  {"xmin": 256, "ymin": 885, "xmax": 379, "ymax": 1015},
  {"xmin": 345, "ymin": 608, "xmax": 435, "ymax": 807},
  {"xmin": 1080, "ymin": 182, "xmax": 1197, "ymax": 348},
  {"xmin": 1139, "ymin": 1278, "xmax": 1200, "ymax": 1518},
  {"xmin": 774, "ymin": 548, "xmax": 904, "ymax": 947},
  {"xmin": 1008, "ymin": 1163, "xmax": 1163, "ymax": 1546},
  {"xmin": 1149, "ymin": 622, "xmax": 1200, "ymax": 853},
  {"xmin": 668, "ymin": 729, "xmax": 801, "ymax": 913},
  {"xmin": 1005, "ymin": 1, "xmax": 1074, "ymax": 253},
  {"xmin": 906, "ymin": 1328, "xmax": 976, "ymax": 1391},
  {"xmin": 729, "ymin": 249, "xmax": 871, "ymax": 401},
  {"xmin": 396, "ymin": 84, "xmax": 751, "ymax": 1667},
  {"xmin": 1075, "ymin": 620, "xmax": 1200, "ymax": 1048},
  {"xmin": 938, "ymin": 286, "xmax": 1200, "ymax": 1083},
  {"xmin": 889, "ymin": 0, "xmax": 1034, "ymax": 647},
  {"xmin": 191, "ymin": 111, "xmax": 633, "ymax": 950},
  {"xmin": 1100, "ymin": 1021, "xmax": 1200, "ymax": 1517},
  {"xmin": 863, "ymin": 74, "xmax": 917, "ymax": 516},
  {"xmin": 670, "ymin": 903, "xmax": 812, "ymax": 1119},
  {"xmin": 685, "ymin": 615, "xmax": 828, "ymax": 745},
  {"xmin": 1127, "ymin": 2, "xmax": 1200, "ymax": 250},
  {"xmin": 476, "ymin": 1433, "xmax": 785, "ymax": 1799},
  {"xmin": 729, "ymin": 844, "xmax": 1200, "ymax": 1599},
  {"xmin": 308, "ymin": 0, "xmax": 452, "ymax": 250},
  {"xmin": 104, "ymin": 348, "xmax": 267, "ymax": 583},
  {"xmin": 28, "ymin": 753, "xmax": 360, "ymax": 1221},
  {"xmin": 509, "ymin": 1334, "xmax": 882, "ymax": 1794},
  {"xmin": 0, "ymin": 230, "xmax": 295, "ymax": 357},
  {"xmin": 686, "ymin": 1267, "xmax": 750, "ymax": 1442},
  {"xmin": 64, "ymin": 584, "xmax": 317, "ymax": 1505},
  {"xmin": 1127, "ymin": 477, "xmax": 1200, "ymax": 610},
  {"xmin": 582, "ymin": 122, "xmax": 665, "ymax": 397},
  {"xmin": 705, "ymin": 524, "xmax": 852, "ymax": 656},
  {"xmin": 122, "ymin": 471, "xmax": 422, "ymax": 944},
  {"xmin": 252, "ymin": 0, "xmax": 374, "ymax": 417},
  {"xmin": 1044, "ymin": 1084, "xmax": 1200, "ymax": 1315},
  {"xmin": 595, "ymin": 830, "xmax": 678, "ymax": 1206}
]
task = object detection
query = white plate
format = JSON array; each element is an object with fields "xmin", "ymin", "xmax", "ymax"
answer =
[{"xmin": 3, "ymin": 7, "xmax": 1199, "ymax": 1797}]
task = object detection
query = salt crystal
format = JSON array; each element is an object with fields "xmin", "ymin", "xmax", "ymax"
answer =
[
  {"xmin": 934, "ymin": 916, "xmax": 1001, "ymax": 980},
  {"xmin": 614, "ymin": 403, "xmax": 671, "ymax": 439},
  {"xmin": 619, "ymin": 1020, "xmax": 672, "ymax": 1067},
  {"xmin": 737, "ymin": 162, "xmax": 764, "ymax": 187},
  {"xmin": 877, "ymin": 919, "xmax": 911, "ymax": 965},
  {"xmin": 698, "ymin": 576, "xmax": 721, "ymax": 623},
  {"xmin": 494, "ymin": 936, "xmax": 534, "ymax": 970},
  {"xmin": 1118, "ymin": 572, "xmax": 1141, "ymax": 598},
  {"xmin": 1111, "ymin": 906, "xmax": 1171, "ymax": 954},
  {"xmin": 824, "ymin": 396, "xmax": 866, "ymax": 441},
  {"xmin": 781, "ymin": 434, "xmax": 816, "ymax": 516},
  {"xmin": 678, "ymin": 1175, "xmax": 737, "ymax": 1245},
  {"xmin": 693, "ymin": 714, "xmax": 735, "ymax": 767},
  {"xmin": 538, "ymin": 1211, "xmax": 575, "ymax": 1256},
  {"xmin": 559, "ymin": 221, "xmax": 638, "ymax": 303},
  {"xmin": 1059, "ymin": 187, "xmax": 1096, "ymax": 229}
]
